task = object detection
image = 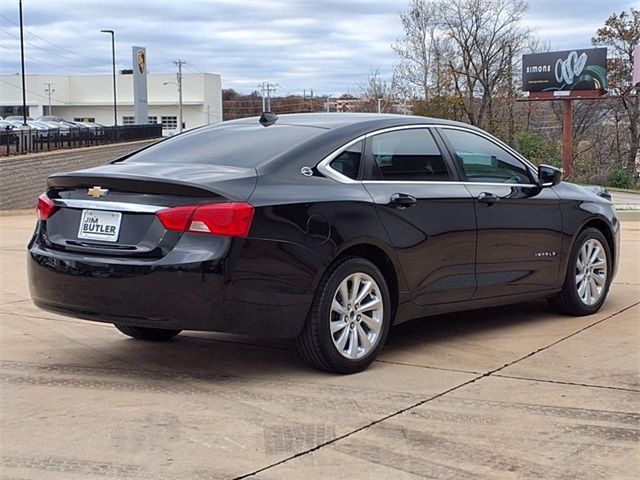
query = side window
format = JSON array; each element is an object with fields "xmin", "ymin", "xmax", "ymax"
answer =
[
  {"xmin": 441, "ymin": 128, "xmax": 533, "ymax": 184},
  {"xmin": 371, "ymin": 129, "xmax": 451, "ymax": 181},
  {"xmin": 330, "ymin": 141, "xmax": 362, "ymax": 180}
]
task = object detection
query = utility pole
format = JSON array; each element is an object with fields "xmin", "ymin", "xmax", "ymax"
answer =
[
  {"xmin": 326, "ymin": 95, "xmax": 330, "ymax": 112},
  {"xmin": 44, "ymin": 83, "xmax": 54, "ymax": 116},
  {"xmin": 259, "ymin": 83, "xmax": 266, "ymax": 112},
  {"xmin": 174, "ymin": 59, "xmax": 186, "ymax": 133},
  {"xmin": 258, "ymin": 82, "xmax": 278, "ymax": 112},
  {"xmin": 18, "ymin": 0, "xmax": 27, "ymax": 126}
]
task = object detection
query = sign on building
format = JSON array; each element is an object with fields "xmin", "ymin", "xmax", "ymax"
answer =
[
  {"xmin": 132, "ymin": 46, "xmax": 148, "ymax": 124},
  {"xmin": 522, "ymin": 48, "xmax": 607, "ymax": 92}
]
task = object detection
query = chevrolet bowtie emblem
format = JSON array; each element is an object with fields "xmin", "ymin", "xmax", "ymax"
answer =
[{"xmin": 87, "ymin": 186, "xmax": 109, "ymax": 198}]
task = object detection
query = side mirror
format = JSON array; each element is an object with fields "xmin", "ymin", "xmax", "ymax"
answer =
[{"xmin": 538, "ymin": 164, "xmax": 562, "ymax": 187}]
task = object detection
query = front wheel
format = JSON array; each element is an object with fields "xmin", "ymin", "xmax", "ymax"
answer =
[
  {"xmin": 297, "ymin": 257, "xmax": 391, "ymax": 374},
  {"xmin": 549, "ymin": 227, "xmax": 611, "ymax": 316},
  {"xmin": 114, "ymin": 324, "xmax": 182, "ymax": 341}
]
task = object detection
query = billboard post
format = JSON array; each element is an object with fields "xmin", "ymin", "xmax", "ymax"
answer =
[{"xmin": 521, "ymin": 48, "xmax": 607, "ymax": 180}]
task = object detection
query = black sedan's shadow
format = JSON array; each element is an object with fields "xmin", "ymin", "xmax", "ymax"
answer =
[
  {"xmin": 384, "ymin": 299, "xmax": 553, "ymax": 353},
  {"xmin": 73, "ymin": 299, "xmax": 554, "ymax": 380}
]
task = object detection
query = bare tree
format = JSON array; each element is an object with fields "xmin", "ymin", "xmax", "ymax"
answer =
[
  {"xmin": 439, "ymin": 0, "xmax": 531, "ymax": 130},
  {"xmin": 356, "ymin": 68, "xmax": 398, "ymax": 113},
  {"xmin": 393, "ymin": 0, "xmax": 531, "ymax": 133},
  {"xmin": 392, "ymin": 0, "xmax": 452, "ymax": 101},
  {"xmin": 593, "ymin": 8, "xmax": 640, "ymax": 181}
]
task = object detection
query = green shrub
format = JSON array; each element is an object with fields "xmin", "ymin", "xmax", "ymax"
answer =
[
  {"xmin": 607, "ymin": 167, "xmax": 634, "ymax": 189},
  {"xmin": 515, "ymin": 132, "xmax": 561, "ymax": 167}
]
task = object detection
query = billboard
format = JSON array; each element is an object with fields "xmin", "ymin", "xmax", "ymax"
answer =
[
  {"xmin": 522, "ymin": 48, "xmax": 607, "ymax": 93},
  {"xmin": 132, "ymin": 46, "xmax": 148, "ymax": 124}
]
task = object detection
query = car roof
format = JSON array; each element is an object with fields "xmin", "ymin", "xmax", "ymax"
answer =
[{"xmin": 227, "ymin": 112, "xmax": 476, "ymax": 131}]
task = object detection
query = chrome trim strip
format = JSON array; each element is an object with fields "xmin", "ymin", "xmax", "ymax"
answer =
[
  {"xmin": 362, "ymin": 181, "xmax": 539, "ymax": 187},
  {"xmin": 52, "ymin": 199, "xmax": 165, "ymax": 213}
]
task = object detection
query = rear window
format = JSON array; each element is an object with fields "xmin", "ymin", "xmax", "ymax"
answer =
[{"xmin": 122, "ymin": 123, "xmax": 324, "ymax": 167}]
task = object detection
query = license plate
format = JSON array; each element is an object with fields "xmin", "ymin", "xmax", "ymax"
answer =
[{"xmin": 77, "ymin": 210, "xmax": 122, "ymax": 242}]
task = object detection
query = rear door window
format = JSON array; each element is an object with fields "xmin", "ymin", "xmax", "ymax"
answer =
[{"xmin": 370, "ymin": 129, "xmax": 452, "ymax": 181}]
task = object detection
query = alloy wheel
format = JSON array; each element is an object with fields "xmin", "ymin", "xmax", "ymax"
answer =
[
  {"xmin": 330, "ymin": 272, "xmax": 384, "ymax": 359},
  {"xmin": 575, "ymin": 238, "xmax": 608, "ymax": 306}
]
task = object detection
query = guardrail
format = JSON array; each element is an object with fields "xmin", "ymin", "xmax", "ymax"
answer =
[{"xmin": 0, "ymin": 124, "xmax": 163, "ymax": 157}]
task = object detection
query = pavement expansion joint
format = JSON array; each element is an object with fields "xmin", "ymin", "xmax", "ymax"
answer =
[
  {"xmin": 233, "ymin": 300, "xmax": 639, "ymax": 480},
  {"xmin": 492, "ymin": 373, "xmax": 640, "ymax": 393},
  {"xmin": 0, "ymin": 299, "xmax": 31, "ymax": 307},
  {"xmin": 374, "ymin": 359, "xmax": 480, "ymax": 375}
]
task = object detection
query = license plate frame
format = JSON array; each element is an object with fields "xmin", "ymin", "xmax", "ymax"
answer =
[{"xmin": 77, "ymin": 209, "xmax": 122, "ymax": 242}]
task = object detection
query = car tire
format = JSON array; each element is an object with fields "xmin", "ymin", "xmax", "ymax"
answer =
[
  {"xmin": 114, "ymin": 324, "xmax": 182, "ymax": 341},
  {"xmin": 297, "ymin": 257, "xmax": 391, "ymax": 374},
  {"xmin": 549, "ymin": 227, "xmax": 611, "ymax": 316}
]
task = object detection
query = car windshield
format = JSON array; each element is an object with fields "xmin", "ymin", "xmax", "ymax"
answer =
[{"xmin": 122, "ymin": 123, "xmax": 325, "ymax": 167}]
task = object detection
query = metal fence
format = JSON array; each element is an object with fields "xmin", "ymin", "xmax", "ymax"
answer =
[{"xmin": 0, "ymin": 124, "xmax": 163, "ymax": 157}]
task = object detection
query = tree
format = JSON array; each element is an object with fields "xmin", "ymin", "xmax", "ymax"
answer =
[
  {"xmin": 439, "ymin": 0, "xmax": 530, "ymax": 130},
  {"xmin": 356, "ymin": 68, "xmax": 398, "ymax": 113},
  {"xmin": 592, "ymin": 8, "xmax": 640, "ymax": 181},
  {"xmin": 393, "ymin": 0, "xmax": 531, "ymax": 133},
  {"xmin": 392, "ymin": 0, "xmax": 452, "ymax": 101}
]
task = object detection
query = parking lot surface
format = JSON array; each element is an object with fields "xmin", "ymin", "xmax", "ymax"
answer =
[{"xmin": 1, "ymin": 214, "xmax": 638, "ymax": 479}]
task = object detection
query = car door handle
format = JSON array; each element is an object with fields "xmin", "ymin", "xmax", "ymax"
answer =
[
  {"xmin": 477, "ymin": 192, "xmax": 500, "ymax": 206},
  {"xmin": 390, "ymin": 193, "xmax": 417, "ymax": 208}
]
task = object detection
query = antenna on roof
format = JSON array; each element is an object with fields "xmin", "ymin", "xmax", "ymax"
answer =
[{"xmin": 259, "ymin": 111, "xmax": 278, "ymax": 127}]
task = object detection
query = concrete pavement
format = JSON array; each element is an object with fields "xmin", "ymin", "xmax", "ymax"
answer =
[{"xmin": 0, "ymin": 214, "xmax": 638, "ymax": 479}]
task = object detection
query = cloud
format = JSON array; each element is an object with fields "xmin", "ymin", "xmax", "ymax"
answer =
[{"xmin": 0, "ymin": 0, "xmax": 632, "ymax": 95}]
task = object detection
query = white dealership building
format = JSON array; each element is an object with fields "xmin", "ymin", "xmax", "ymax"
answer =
[{"xmin": 0, "ymin": 72, "xmax": 222, "ymax": 134}]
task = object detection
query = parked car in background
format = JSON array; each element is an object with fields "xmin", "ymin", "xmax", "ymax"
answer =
[
  {"xmin": 0, "ymin": 120, "xmax": 17, "ymax": 146},
  {"xmin": 36, "ymin": 115, "xmax": 65, "ymax": 123},
  {"xmin": 4, "ymin": 116, "xmax": 33, "ymax": 122},
  {"xmin": 36, "ymin": 119, "xmax": 71, "ymax": 138},
  {"xmin": 28, "ymin": 113, "xmax": 620, "ymax": 373}
]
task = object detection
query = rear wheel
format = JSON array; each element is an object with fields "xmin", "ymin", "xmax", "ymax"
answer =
[
  {"xmin": 549, "ymin": 227, "xmax": 611, "ymax": 316},
  {"xmin": 114, "ymin": 324, "xmax": 182, "ymax": 341},
  {"xmin": 297, "ymin": 257, "xmax": 391, "ymax": 374}
]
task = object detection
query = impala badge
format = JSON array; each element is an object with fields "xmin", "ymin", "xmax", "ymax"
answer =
[{"xmin": 87, "ymin": 186, "xmax": 109, "ymax": 198}]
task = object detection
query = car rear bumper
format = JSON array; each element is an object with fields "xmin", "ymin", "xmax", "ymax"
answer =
[{"xmin": 28, "ymin": 238, "xmax": 320, "ymax": 338}]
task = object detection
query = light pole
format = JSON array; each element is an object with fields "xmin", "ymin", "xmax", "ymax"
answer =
[
  {"xmin": 18, "ymin": 0, "xmax": 27, "ymax": 126},
  {"xmin": 162, "ymin": 81, "xmax": 182, "ymax": 133},
  {"xmin": 100, "ymin": 29, "xmax": 117, "ymax": 127}
]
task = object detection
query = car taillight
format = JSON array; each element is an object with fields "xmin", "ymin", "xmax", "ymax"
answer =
[
  {"xmin": 157, "ymin": 203, "xmax": 254, "ymax": 238},
  {"xmin": 37, "ymin": 193, "xmax": 58, "ymax": 220}
]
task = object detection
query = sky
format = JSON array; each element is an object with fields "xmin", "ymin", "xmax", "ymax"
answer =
[{"xmin": 0, "ymin": 0, "xmax": 637, "ymax": 96}]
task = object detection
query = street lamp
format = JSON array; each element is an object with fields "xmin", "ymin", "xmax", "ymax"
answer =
[
  {"xmin": 163, "ymin": 81, "xmax": 183, "ymax": 134},
  {"xmin": 100, "ymin": 29, "xmax": 117, "ymax": 127}
]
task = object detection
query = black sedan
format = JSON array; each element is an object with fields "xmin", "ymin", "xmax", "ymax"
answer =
[{"xmin": 28, "ymin": 113, "xmax": 619, "ymax": 373}]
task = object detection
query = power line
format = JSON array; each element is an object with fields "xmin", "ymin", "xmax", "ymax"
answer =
[
  {"xmin": 0, "ymin": 44, "xmax": 88, "ymax": 74},
  {"xmin": 0, "ymin": 13, "xmax": 97, "ymax": 63},
  {"xmin": 0, "ymin": 27, "xmax": 102, "ymax": 68}
]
